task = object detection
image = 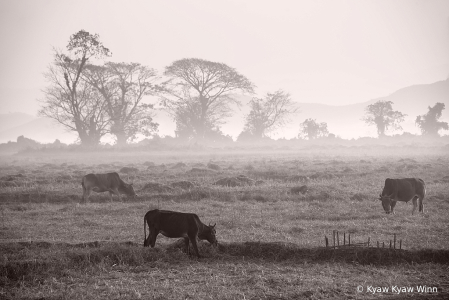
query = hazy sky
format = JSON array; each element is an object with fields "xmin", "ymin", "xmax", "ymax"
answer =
[{"xmin": 0, "ymin": 0, "xmax": 448, "ymax": 138}]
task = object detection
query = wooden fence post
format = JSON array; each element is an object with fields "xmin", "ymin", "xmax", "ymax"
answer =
[
  {"xmin": 333, "ymin": 231, "xmax": 335, "ymax": 249},
  {"xmin": 394, "ymin": 234, "xmax": 396, "ymax": 250}
]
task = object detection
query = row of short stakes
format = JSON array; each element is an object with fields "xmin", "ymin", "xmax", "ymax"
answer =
[{"xmin": 325, "ymin": 231, "xmax": 402, "ymax": 250}]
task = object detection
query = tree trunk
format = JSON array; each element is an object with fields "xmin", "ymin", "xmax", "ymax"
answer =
[
  {"xmin": 199, "ymin": 95, "xmax": 208, "ymax": 140},
  {"xmin": 111, "ymin": 122, "xmax": 128, "ymax": 146},
  {"xmin": 377, "ymin": 123, "xmax": 386, "ymax": 137},
  {"xmin": 115, "ymin": 132, "xmax": 128, "ymax": 146}
]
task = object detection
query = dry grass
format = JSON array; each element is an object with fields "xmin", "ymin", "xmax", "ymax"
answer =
[{"xmin": 1, "ymin": 147, "xmax": 449, "ymax": 299}]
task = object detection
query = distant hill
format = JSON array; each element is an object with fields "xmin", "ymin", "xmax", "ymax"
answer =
[
  {"xmin": 0, "ymin": 117, "xmax": 77, "ymax": 144},
  {"xmin": 0, "ymin": 112, "xmax": 38, "ymax": 132}
]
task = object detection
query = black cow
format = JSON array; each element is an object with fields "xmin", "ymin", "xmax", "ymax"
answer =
[
  {"xmin": 379, "ymin": 178, "xmax": 426, "ymax": 215},
  {"xmin": 81, "ymin": 172, "xmax": 136, "ymax": 202},
  {"xmin": 143, "ymin": 209, "xmax": 217, "ymax": 258}
]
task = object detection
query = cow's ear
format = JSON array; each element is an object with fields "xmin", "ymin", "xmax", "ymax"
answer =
[{"xmin": 213, "ymin": 223, "xmax": 216, "ymax": 227}]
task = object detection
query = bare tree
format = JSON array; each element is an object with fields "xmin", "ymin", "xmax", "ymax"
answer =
[
  {"xmin": 162, "ymin": 58, "xmax": 255, "ymax": 139},
  {"xmin": 415, "ymin": 103, "xmax": 448, "ymax": 137},
  {"xmin": 38, "ymin": 30, "xmax": 111, "ymax": 146},
  {"xmin": 362, "ymin": 100, "xmax": 406, "ymax": 137},
  {"xmin": 84, "ymin": 62, "xmax": 159, "ymax": 145},
  {"xmin": 242, "ymin": 90, "xmax": 298, "ymax": 139},
  {"xmin": 298, "ymin": 118, "xmax": 329, "ymax": 140}
]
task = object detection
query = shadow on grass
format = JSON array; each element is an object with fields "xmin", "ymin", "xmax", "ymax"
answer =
[{"xmin": 2, "ymin": 240, "xmax": 449, "ymax": 286}]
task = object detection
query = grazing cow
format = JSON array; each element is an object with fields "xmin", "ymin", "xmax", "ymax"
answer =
[
  {"xmin": 378, "ymin": 178, "xmax": 426, "ymax": 215},
  {"xmin": 143, "ymin": 209, "xmax": 217, "ymax": 258},
  {"xmin": 81, "ymin": 172, "xmax": 136, "ymax": 202}
]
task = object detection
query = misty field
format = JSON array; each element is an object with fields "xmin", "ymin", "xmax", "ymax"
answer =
[{"xmin": 1, "ymin": 147, "xmax": 449, "ymax": 299}]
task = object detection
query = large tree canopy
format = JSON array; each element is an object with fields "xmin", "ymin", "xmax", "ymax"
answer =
[
  {"xmin": 39, "ymin": 57, "xmax": 109, "ymax": 145},
  {"xmin": 415, "ymin": 102, "xmax": 448, "ymax": 136},
  {"xmin": 161, "ymin": 58, "xmax": 255, "ymax": 140},
  {"xmin": 38, "ymin": 30, "xmax": 111, "ymax": 146},
  {"xmin": 83, "ymin": 62, "xmax": 159, "ymax": 145},
  {"xmin": 362, "ymin": 100, "xmax": 406, "ymax": 137},
  {"xmin": 242, "ymin": 90, "xmax": 298, "ymax": 139}
]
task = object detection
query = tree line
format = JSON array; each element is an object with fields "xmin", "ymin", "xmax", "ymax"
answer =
[{"xmin": 39, "ymin": 30, "xmax": 448, "ymax": 146}]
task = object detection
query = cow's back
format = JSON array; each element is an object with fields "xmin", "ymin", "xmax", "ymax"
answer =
[
  {"xmin": 394, "ymin": 178, "xmax": 425, "ymax": 201},
  {"xmin": 147, "ymin": 210, "xmax": 198, "ymax": 237}
]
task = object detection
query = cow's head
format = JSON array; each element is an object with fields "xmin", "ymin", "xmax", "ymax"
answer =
[
  {"xmin": 199, "ymin": 223, "xmax": 218, "ymax": 246},
  {"xmin": 379, "ymin": 193, "xmax": 393, "ymax": 214},
  {"xmin": 123, "ymin": 183, "xmax": 137, "ymax": 199}
]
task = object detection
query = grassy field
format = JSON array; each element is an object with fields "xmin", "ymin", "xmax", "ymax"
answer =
[{"xmin": 1, "ymin": 147, "xmax": 449, "ymax": 299}]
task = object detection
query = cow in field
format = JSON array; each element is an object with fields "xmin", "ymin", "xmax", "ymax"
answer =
[
  {"xmin": 81, "ymin": 172, "xmax": 136, "ymax": 202},
  {"xmin": 378, "ymin": 178, "xmax": 426, "ymax": 215},
  {"xmin": 143, "ymin": 209, "xmax": 217, "ymax": 258}
]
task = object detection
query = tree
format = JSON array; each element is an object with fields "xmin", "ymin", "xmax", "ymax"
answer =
[
  {"xmin": 38, "ymin": 30, "xmax": 111, "ymax": 146},
  {"xmin": 362, "ymin": 100, "xmax": 406, "ymax": 137},
  {"xmin": 298, "ymin": 118, "xmax": 329, "ymax": 140},
  {"xmin": 171, "ymin": 97, "xmax": 232, "ymax": 142},
  {"xmin": 84, "ymin": 62, "xmax": 160, "ymax": 145},
  {"xmin": 415, "ymin": 103, "xmax": 448, "ymax": 136},
  {"xmin": 242, "ymin": 90, "xmax": 298, "ymax": 139},
  {"xmin": 162, "ymin": 58, "xmax": 255, "ymax": 139}
]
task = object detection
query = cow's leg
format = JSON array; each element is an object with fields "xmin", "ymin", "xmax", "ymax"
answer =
[
  {"xmin": 418, "ymin": 195, "xmax": 424, "ymax": 213},
  {"xmin": 188, "ymin": 234, "xmax": 201, "ymax": 258},
  {"xmin": 83, "ymin": 188, "xmax": 91, "ymax": 203},
  {"xmin": 412, "ymin": 197, "xmax": 418, "ymax": 215},
  {"xmin": 144, "ymin": 231, "xmax": 157, "ymax": 247},
  {"xmin": 110, "ymin": 188, "xmax": 121, "ymax": 201},
  {"xmin": 184, "ymin": 237, "xmax": 190, "ymax": 254},
  {"xmin": 390, "ymin": 201, "xmax": 397, "ymax": 214},
  {"xmin": 148, "ymin": 228, "xmax": 159, "ymax": 248}
]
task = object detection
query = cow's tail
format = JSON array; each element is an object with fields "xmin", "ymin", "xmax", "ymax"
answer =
[
  {"xmin": 81, "ymin": 177, "xmax": 86, "ymax": 191},
  {"xmin": 143, "ymin": 214, "xmax": 147, "ymax": 246},
  {"xmin": 419, "ymin": 178, "xmax": 426, "ymax": 213}
]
